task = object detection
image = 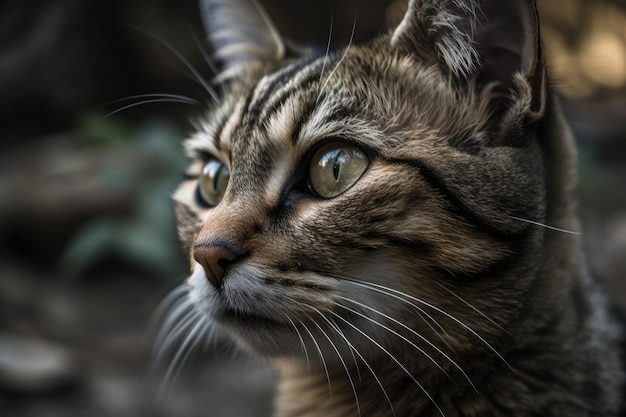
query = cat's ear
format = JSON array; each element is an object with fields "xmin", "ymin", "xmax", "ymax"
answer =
[
  {"xmin": 392, "ymin": 0, "xmax": 546, "ymax": 118},
  {"xmin": 391, "ymin": 0, "xmax": 480, "ymax": 78},
  {"xmin": 200, "ymin": 0, "xmax": 286, "ymax": 80},
  {"xmin": 473, "ymin": 0, "xmax": 546, "ymax": 117}
]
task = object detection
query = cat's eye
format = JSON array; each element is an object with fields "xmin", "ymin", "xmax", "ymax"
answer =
[
  {"xmin": 309, "ymin": 142, "xmax": 369, "ymax": 198},
  {"xmin": 197, "ymin": 158, "xmax": 230, "ymax": 207}
]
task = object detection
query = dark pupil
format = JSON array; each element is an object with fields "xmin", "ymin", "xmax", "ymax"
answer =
[{"xmin": 332, "ymin": 149, "xmax": 345, "ymax": 181}]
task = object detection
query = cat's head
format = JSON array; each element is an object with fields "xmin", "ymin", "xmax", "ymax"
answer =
[{"xmin": 173, "ymin": 0, "xmax": 574, "ymax": 363}]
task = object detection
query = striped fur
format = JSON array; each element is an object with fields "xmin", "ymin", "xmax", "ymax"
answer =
[{"xmin": 164, "ymin": 0, "xmax": 625, "ymax": 416}]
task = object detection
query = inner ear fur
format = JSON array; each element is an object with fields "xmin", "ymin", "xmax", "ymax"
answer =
[
  {"xmin": 474, "ymin": 1, "xmax": 546, "ymax": 118},
  {"xmin": 392, "ymin": 0, "xmax": 546, "ymax": 119}
]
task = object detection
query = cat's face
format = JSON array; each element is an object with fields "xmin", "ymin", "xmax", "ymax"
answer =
[{"xmin": 173, "ymin": 0, "xmax": 551, "ymax": 362}]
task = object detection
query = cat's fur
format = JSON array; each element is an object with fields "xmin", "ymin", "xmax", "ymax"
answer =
[{"xmin": 164, "ymin": 0, "xmax": 626, "ymax": 415}]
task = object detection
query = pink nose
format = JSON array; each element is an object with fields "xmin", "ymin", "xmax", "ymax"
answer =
[{"xmin": 193, "ymin": 245, "xmax": 238, "ymax": 288}]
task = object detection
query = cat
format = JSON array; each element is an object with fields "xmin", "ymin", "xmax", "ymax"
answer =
[{"xmin": 159, "ymin": 0, "xmax": 626, "ymax": 416}]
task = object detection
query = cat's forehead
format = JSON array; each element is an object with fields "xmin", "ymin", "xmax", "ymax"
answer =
[{"xmin": 186, "ymin": 40, "xmax": 489, "ymax": 162}]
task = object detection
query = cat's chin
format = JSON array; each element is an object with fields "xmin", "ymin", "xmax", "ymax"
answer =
[
  {"xmin": 214, "ymin": 307, "xmax": 290, "ymax": 331},
  {"xmin": 214, "ymin": 309, "xmax": 310, "ymax": 358}
]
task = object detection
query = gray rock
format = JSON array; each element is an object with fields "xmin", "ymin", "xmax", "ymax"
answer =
[{"xmin": 0, "ymin": 333, "xmax": 78, "ymax": 393}]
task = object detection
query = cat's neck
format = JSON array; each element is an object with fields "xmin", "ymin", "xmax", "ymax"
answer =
[
  {"xmin": 273, "ymin": 358, "xmax": 434, "ymax": 417},
  {"xmin": 273, "ymin": 349, "xmax": 508, "ymax": 417}
]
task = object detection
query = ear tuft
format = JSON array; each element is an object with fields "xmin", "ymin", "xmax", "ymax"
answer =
[
  {"xmin": 200, "ymin": 0, "xmax": 285, "ymax": 80},
  {"xmin": 392, "ymin": 0, "xmax": 547, "ymax": 120},
  {"xmin": 391, "ymin": 0, "xmax": 480, "ymax": 77},
  {"xmin": 473, "ymin": 1, "xmax": 547, "ymax": 119}
]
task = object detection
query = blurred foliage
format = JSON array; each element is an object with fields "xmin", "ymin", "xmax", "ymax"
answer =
[
  {"xmin": 59, "ymin": 115, "xmax": 189, "ymax": 279},
  {"xmin": 578, "ymin": 145, "xmax": 626, "ymax": 214}
]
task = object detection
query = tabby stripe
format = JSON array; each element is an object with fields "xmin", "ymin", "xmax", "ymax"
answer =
[
  {"xmin": 218, "ymin": 96, "xmax": 254, "ymax": 153},
  {"xmin": 211, "ymin": 110, "xmax": 231, "ymax": 153},
  {"xmin": 366, "ymin": 228, "xmax": 526, "ymax": 282},
  {"xmin": 391, "ymin": 158, "xmax": 528, "ymax": 243},
  {"xmin": 385, "ymin": 237, "xmax": 433, "ymax": 254},
  {"xmin": 258, "ymin": 57, "xmax": 332, "ymax": 126},
  {"xmin": 194, "ymin": 237, "xmax": 243, "ymax": 257},
  {"xmin": 247, "ymin": 57, "xmax": 320, "ymax": 122},
  {"xmin": 208, "ymin": 96, "xmax": 250, "ymax": 154},
  {"xmin": 435, "ymin": 249, "xmax": 523, "ymax": 282},
  {"xmin": 317, "ymin": 105, "xmax": 358, "ymax": 128},
  {"xmin": 261, "ymin": 75, "xmax": 324, "ymax": 141},
  {"xmin": 264, "ymin": 276, "xmax": 330, "ymax": 292},
  {"xmin": 362, "ymin": 232, "xmax": 434, "ymax": 254},
  {"xmin": 292, "ymin": 93, "xmax": 318, "ymax": 144}
]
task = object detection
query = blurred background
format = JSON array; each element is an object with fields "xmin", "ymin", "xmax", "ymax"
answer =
[{"xmin": 0, "ymin": 0, "xmax": 625, "ymax": 416}]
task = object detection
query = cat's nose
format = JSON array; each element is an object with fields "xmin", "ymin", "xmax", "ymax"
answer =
[{"xmin": 193, "ymin": 244, "xmax": 239, "ymax": 288}]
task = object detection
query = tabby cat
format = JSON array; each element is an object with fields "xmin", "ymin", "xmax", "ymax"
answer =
[{"xmin": 160, "ymin": 0, "xmax": 626, "ymax": 415}]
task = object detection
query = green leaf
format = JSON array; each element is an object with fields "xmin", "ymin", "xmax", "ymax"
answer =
[{"xmin": 59, "ymin": 219, "xmax": 119, "ymax": 274}]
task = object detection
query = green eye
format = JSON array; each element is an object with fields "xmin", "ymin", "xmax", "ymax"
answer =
[
  {"xmin": 198, "ymin": 158, "xmax": 230, "ymax": 207},
  {"xmin": 309, "ymin": 142, "xmax": 369, "ymax": 198}
]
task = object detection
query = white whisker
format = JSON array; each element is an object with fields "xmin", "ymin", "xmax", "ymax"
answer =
[
  {"xmin": 316, "ymin": 10, "xmax": 357, "ymax": 103},
  {"xmin": 153, "ymin": 298, "xmax": 195, "ymax": 345},
  {"xmin": 304, "ymin": 303, "xmax": 361, "ymax": 377},
  {"xmin": 508, "ymin": 216, "xmax": 581, "ymax": 235},
  {"xmin": 337, "ymin": 295, "xmax": 476, "ymax": 391},
  {"xmin": 305, "ymin": 304, "xmax": 361, "ymax": 379},
  {"xmin": 102, "ymin": 98, "xmax": 200, "ymax": 119},
  {"xmin": 105, "ymin": 93, "xmax": 201, "ymax": 106},
  {"xmin": 158, "ymin": 314, "xmax": 210, "ymax": 400},
  {"xmin": 298, "ymin": 318, "xmax": 333, "ymax": 398},
  {"xmin": 328, "ymin": 310, "xmax": 446, "ymax": 417},
  {"xmin": 337, "ymin": 274, "xmax": 452, "ymax": 348},
  {"xmin": 310, "ymin": 320, "xmax": 361, "ymax": 417},
  {"xmin": 148, "ymin": 285, "xmax": 190, "ymax": 333},
  {"xmin": 187, "ymin": 26, "xmax": 221, "ymax": 79},
  {"xmin": 121, "ymin": 24, "xmax": 220, "ymax": 105},
  {"xmin": 341, "ymin": 278, "xmax": 514, "ymax": 373},
  {"xmin": 311, "ymin": 310, "xmax": 396, "ymax": 417},
  {"xmin": 434, "ymin": 281, "xmax": 508, "ymax": 334},
  {"xmin": 284, "ymin": 314, "xmax": 311, "ymax": 371},
  {"xmin": 317, "ymin": 13, "xmax": 335, "ymax": 87},
  {"xmin": 153, "ymin": 310, "xmax": 202, "ymax": 365},
  {"xmin": 334, "ymin": 301, "xmax": 451, "ymax": 380},
  {"xmin": 152, "ymin": 304, "xmax": 197, "ymax": 361}
]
